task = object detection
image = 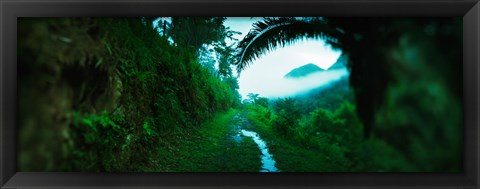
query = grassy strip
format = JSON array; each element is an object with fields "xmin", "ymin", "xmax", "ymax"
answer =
[
  {"xmin": 245, "ymin": 107, "xmax": 344, "ymax": 172},
  {"xmin": 151, "ymin": 109, "xmax": 262, "ymax": 172}
]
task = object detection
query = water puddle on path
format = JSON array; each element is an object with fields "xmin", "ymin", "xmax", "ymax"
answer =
[{"xmin": 240, "ymin": 129, "xmax": 279, "ymax": 172}]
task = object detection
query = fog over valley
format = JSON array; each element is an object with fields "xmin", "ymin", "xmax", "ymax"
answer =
[{"xmin": 239, "ymin": 67, "xmax": 349, "ymax": 98}]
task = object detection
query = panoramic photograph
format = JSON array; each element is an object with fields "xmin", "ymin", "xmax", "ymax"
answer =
[{"xmin": 18, "ymin": 17, "xmax": 462, "ymax": 172}]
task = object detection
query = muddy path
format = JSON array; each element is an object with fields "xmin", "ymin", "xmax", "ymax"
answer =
[{"xmin": 228, "ymin": 112, "xmax": 280, "ymax": 172}]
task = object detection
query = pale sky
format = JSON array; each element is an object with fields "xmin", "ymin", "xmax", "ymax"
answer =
[
  {"xmin": 223, "ymin": 17, "xmax": 345, "ymax": 99},
  {"xmin": 153, "ymin": 17, "xmax": 346, "ymax": 99}
]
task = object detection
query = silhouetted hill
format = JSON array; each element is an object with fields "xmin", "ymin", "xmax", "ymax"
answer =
[
  {"xmin": 284, "ymin": 63, "xmax": 324, "ymax": 78},
  {"xmin": 327, "ymin": 54, "xmax": 347, "ymax": 70}
]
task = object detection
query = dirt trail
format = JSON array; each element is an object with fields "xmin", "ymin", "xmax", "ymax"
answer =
[{"xmin": 229, "ymin": 112, "xmax": 280, "ymax": 172}]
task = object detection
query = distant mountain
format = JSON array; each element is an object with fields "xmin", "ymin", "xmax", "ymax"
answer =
[
  {"xmin": 284, "ymin": 63, "xmax": 324, "ymax": 78},
  {"xmin": 328, "ymin": 54, "xmax": 348, "ymax": 70}
]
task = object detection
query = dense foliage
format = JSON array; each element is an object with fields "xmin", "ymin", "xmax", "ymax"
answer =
[
  {"xmin": 245, "ymin": 80, "xmax": 419, "ymax": 171},
  {"xmin": 18, "ymin": 18, "xmax": 240, "ymax": 171},
  {"xmin": 234, "ymin": 17, "xmax": 462, "ymax": 172},
  {"xmin": 18, "ymin": 17, "xmax": 462, "ymax": 172}
]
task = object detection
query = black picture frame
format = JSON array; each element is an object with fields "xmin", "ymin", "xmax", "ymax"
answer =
[{"xmin": 1, "ymin": 0, "xmax": 479, "ymax": 188}]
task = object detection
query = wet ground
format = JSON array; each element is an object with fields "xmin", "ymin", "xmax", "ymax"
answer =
[{"xmin": 230, "ymin": 112, "xmax": 280, "ymax": 172}]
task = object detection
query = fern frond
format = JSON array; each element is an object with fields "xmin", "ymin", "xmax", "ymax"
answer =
[{"xmin": 235, "ymin": 17, "xmax": 342, "ymax": 72}]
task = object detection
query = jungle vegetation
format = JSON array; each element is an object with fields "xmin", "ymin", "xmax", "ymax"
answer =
[{"xmin": 17, "ymin": 17, "xmax": 462, "ymax": 172}]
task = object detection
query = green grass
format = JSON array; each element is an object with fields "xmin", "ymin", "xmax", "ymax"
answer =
[
  {"xmin": 245, "ymin": 107, "xmax": 346, "ymax": 172},
  {"xmin": 150, "ymin": 109, "xmax": 262, "ymax": 172}
]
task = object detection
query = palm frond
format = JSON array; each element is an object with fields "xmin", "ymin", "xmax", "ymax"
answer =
[{"xmin": 235, "ymin": 17, "xmax": 343, "ymax": 72}]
